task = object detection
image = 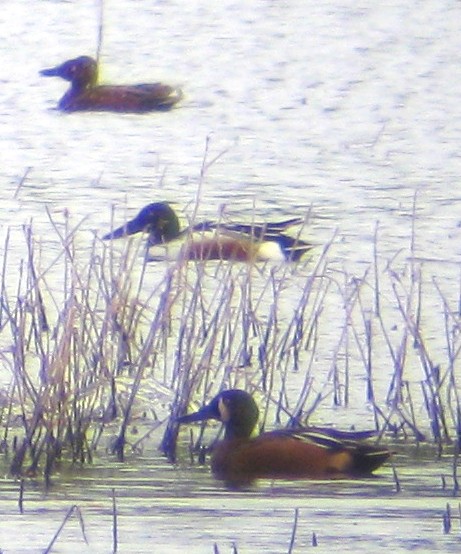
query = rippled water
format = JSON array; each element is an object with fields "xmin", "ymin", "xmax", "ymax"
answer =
[
  {"xmin": 1, "ymin": 0, "xmax": 461, "ymax": 551},
  {"xmin": 0, "ymin": 449, "xmax": 460, "ymax": 553},
  {"xmin": 2, "ymin": 0, "xmax": 460, "ymax": 264}
]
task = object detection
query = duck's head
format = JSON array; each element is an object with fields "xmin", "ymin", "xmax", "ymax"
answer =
[
  {"xmin": 177, "ymin": 389, "xmax": 260, "ymax": 440},
  {"xmin": 103, "ymin": 202, "xmax": 181, "ymax": 244},
  {"xmin": 40, "ymin": 56, "xmax": 98, "ymax": 89}
]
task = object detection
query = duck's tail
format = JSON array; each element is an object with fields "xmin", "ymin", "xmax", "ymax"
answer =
[{"xmin": 349, "ymin": 444, "xmax": 393, "ymax": 474}]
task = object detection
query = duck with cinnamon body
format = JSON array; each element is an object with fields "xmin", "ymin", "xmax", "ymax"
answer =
[
  {"xmin": 102, "ymin": 202, "xmax": 313, "ymax": 262},
  {"xmin": 40, "ymin": 56, "xmax": 182, "ymax": 113},
  {"xmin": 177, "ymin": 389, "xmax": 392, "ymax": 487}
]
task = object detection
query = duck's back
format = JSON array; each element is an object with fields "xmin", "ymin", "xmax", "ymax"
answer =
[
  {"xmin": 60, "ymin": 83, "xmax": 183, "ymax": 112},
  {"xmin": 211, "ymin": 432, "xmax": 391, "ymax": 486}
]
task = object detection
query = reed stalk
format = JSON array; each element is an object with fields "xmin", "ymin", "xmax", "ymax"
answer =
[{"xmin": 0, "ymin": 193, "xmax": 459, "ymax": 480}]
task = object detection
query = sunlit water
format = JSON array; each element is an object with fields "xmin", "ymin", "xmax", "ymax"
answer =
[{"xmin": 1, "ymin": 0, "xmax": 461, "ymax": 551}]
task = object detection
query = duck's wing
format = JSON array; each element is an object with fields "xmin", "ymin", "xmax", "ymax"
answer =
[
  {"xmin": 129, "ymin": 83, "xmax": 183, "ymax": 108},
  {"xmin": 267, "ymin": 426, "xmax": 392, "ymax": 473},
  {"xmin": 209, "ymin": 217, "xmax": 304, "ymax": 240},
  {"xmin": 184, "ymin": 218, "xmax": 312, "ymax": 261},
  {"xmin": 268, "ymin": 426, "xmax": 380, "ymax": 450}
]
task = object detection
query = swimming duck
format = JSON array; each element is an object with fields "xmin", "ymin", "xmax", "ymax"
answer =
[
  {"xmin": 40, "ymin": 56, "xmax": 182, "ymax": 113},
  {"xmin": 102, "ymin": 202, "xmax": 313, "ymax": 262},
  {"xmin": 177, "ymin": 389, "xmax": 392, "ymax": 486}
]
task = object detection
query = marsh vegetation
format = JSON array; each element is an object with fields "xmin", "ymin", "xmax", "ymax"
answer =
[{"xmin": 0, "ymin": 206, "xmax": 459, "ymax": 487}]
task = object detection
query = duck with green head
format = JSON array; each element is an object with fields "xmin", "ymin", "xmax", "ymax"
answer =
[{"xmin": 102, "ymin": 202, "xmax": 313, "ymax": 262}]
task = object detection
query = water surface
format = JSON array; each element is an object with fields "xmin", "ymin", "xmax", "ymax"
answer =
[{"xmin": 1, "ymin": 0, "xmax": 461, "ymax": 551}]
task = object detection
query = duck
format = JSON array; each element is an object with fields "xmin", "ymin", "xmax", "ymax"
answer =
[
  {"xmin": 102, "ymin": 202, "xmax": 313, "ymax": 262},
  {"xmin": 40, "ymin": 55, "xmax": 182, "ymax": 113},
  {"xmin": 177, "ymin": 389, "xmax": 392, "ymax": 487}
]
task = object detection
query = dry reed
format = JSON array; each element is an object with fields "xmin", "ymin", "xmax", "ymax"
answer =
[{"xmin": 0, "ymin": 198, "xmax": 459, "ymax": 481}]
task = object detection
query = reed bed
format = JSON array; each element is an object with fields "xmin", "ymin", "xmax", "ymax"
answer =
[{"xmin": 0, "ymin": 209, "xmax": 459, "ymax": 481}]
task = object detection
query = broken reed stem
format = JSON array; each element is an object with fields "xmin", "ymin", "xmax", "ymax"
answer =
[
  {"xmin": 392, "ymin": 466, "xmax": 401, "ymax": 493},
  {"xmin": 112, "ymin": 488, "xmax": 118, "ymax": 554},
  {"xmin": 432, "ymin": 277, "xmax": 461, "ymax": 432},
  {"xmin": 287, "ymin": 507, "xmax": 299, "ymax": 554},
  {"xmin": 96, "ymin": 0, "xmax": 104, "ymax": 64},
  {"xmin": 18, "ymin": 478, "xmax": 24, "ymax": 514},
  {"xmin": 0, "ymin": 228, "xmax": 11, "ymax": 328},
  {"xmin": 391, "ymin": 275, "xmax": 450, "ymax": 444},
  {"xmin": 443, "ymin": 503, "xmax": 451, "ymax": 534},
  {"xmin": 13, "ymin": 167, "xmax": 32, "ymax": 200},
  {"xmin": 373, "ymin": 221, "xmax": 381, "ymax": 316},
  {"xmin": 43, "ymin": 504, "xmax": 88, "ymax": 554}
]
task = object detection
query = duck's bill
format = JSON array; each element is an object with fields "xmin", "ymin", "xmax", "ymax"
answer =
[
  {"xmin": 40, "ymin": 66, "xmax": 60, "ymax": 77},
  {"xmin": 102, "ymin": 218, "xmax": 144, "ymax": 240},
  {"xmin": 177, "ymin": 404, "xmax": 216, "ymax": 424}
]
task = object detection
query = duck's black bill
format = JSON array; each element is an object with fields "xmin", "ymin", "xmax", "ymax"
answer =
[
  {"xmin": 102, "ymin": 218, "xmax": 145, "ymax": 240},
  {"xmin": 40, "ymin": 67, "xmax": 59, "ymax": 77},
  {"xmin": 177, "ymin": 404, "xmax": 216, "ymax": 424}
]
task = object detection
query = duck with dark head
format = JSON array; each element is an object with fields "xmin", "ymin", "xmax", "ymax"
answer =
[
  {"xmin": 102, "ymin": 202, "xmax": 313, "ymax": 262},
  {"xmin": 177, "ymin": 389, "xmax": 392, "ymax": 488},
  {"xmin": 40, "ymin": 56, "xmax": 182, "ymax": 113}
]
